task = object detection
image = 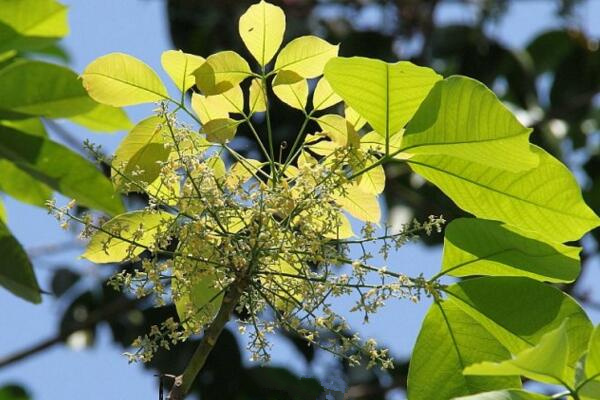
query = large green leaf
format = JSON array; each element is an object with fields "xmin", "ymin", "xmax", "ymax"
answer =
[
  {"xmin": 112, "ymin": 116, "xmax": 170, "ymax": 190},
  {"xmin": 455, "ymin": 390, "xmax": 551, "ymax": 400},
  {"xmin": 401, "ymin": 76, "xmax": 537, "ymax": 172},
  {"xmin": 0, "ymin": 160, "xmax": 52, "ymax": 206},
  {"xmin": 586, "ymin": 325, "xmax": 600, "ymax": 380},
  {"xmin": 408, "ymin": 299, "xmax": 520, "ymax": 400},
  {"xmin": 0, "ymin": 221, "xmax": 41, "ymax": 303},
  {"xmin": 160, "ymin": 50, "xmax": 205, "ymax": 92},
  {"xmin": 0, "ymin": 0, "xmax": 68, "ymax": 53},
  {"xmin": 81, "ymin": 53, "xmax": 169, "ymax": 107},
  {"xmin": 69, "ymin": 103, "xmax": 133, "ymax": 133},
  {"xmin": 464, "ymin": 322, "xmax": 570, "ymax": 385},
  {"xmin": 274, "ymin": 36, "xmax": 338, "ymax": 79},
  {"xmin": 194, "ymin": 51, "xmax": 252, "ymax": 95},
  {"xmin": 324, "ymin": 57, "xmax": 441, "ymax": 140},
  {"xmin": 440, "ymin": 218, "xmax": 580, "ymax": 283},
  {"xmin": 238, "ymin": 0, "xmax": 285, "ymax": 67},
  {"xmin": 0, "ymin": 60, "xmax": 95, "ymax": 118},
  {"xmin": 0, "ymin": 125, "xmax": 124, "ymax": 216},
  {"xmin": 445, "ymin": 277, "xmax": 592, "ymax": 371},
  {"xmin": 82, "ymin": 210, "xmax": 175, "ymax": 263},
  {"xmin": 409, "ymin": 145, "xmax": 600, "ymax": 243}
]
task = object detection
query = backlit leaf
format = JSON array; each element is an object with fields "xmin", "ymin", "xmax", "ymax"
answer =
[
  {"xmin": 275, "ymin": 36, "xmax": 338, "ymax": 79},
  {"xmin": 249, "ymin": 78, "xmax": 267, "ymax": 113},
  {"xmin": 312, "ymin": 77, "xmax": 342, "ymax": 111},
  {"xmin": 325, "ymin": 57, "xmax": 441, "ymax": 139},
  {"xmin": 194, "ymin": 51, "xmax": 252, "ymax": 95},
  {"xmin": 202, "ymin": 118, "xmax": 241, "ymax": 144},
  {"xmin": 82, "ymin": 211, "xmax": 175, "ymax": 263},
  {"xmin": 69, "ymin": 103, "xmax": 133, "ymax": 133},
  {"xmin": 161, "ymin": 50, "xmax": 205, "ymax": 92},
  {"xmin": 272, "ymin": 70, "xmax": 308, "ymax": 110},
  {"xmin": 334, "ymin": 184, "xmax": 380, "ymax": 223},
  {"xmin": 0, "ymin": 160, "xmax": 52, "ymax": 206},
  {"xmin": 82, "ymin": 52, "xmax": 169, "ymax": 107},
  {"xmin": 238, "ymin": 0, "xmax": 285, "ymax": 66},
  {"xmin": 409, "ymin": 146, "xmax": 600, "ymax": 243},
  {"xmin": 401, "ymin": 76, "xmax": 538, "ymax": 172},
  {"xmin": 455, "ymin": 390, "xmax": 551, "ymax": 400}
]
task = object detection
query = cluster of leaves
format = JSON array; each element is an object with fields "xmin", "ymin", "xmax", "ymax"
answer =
[
  {"xmin": 41, "ymin": 1, "xmax": 600, "ymax": 399},
  {"xmin": 0, "ymin": 0, "xmax": 130, "ymax": 304}
]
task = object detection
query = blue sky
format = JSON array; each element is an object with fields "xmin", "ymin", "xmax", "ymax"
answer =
[{"xmin": 1, "ymin": 1, "xmax": 600, "ymax": 399}]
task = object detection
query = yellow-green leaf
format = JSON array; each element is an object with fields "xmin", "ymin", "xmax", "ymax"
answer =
[
  {"xmin": 191, "ymin": 85, "xmax": 244, "ymax": 124},
  {"xmin": 272, "ymin": 70, "xmax": 308, "ymax": 110},
  {"xmin": 249, "ymin": 78, "xmax": 267, "ymax": 113},
  {"xmin": 401, "ymin": 76, "xmax": 538, "ymax": 172},
  {"xmin": 0, "ymin": 160, "xmax": 52, "ymax": 206},
  {"xmin": 312, "ymin": 76, "xmax": 342, "ymax": 111},
  {"xmin": 194, "ymin": 51, "xmax": 252, "ymax": 95},
  {"xmin": 238, "ymin": 0, "xmax": 285, "ymax": 66},
  {"xmin": 345, "ymin": 105, "xmax": 368, "ymax": 131},
  {"xmin": 161, "ymin": 50, "xmax": 205, "ymax": 92},
  {"xmin": 325, "ymin": 57, "xmax": 441, "ymax": 138},
  {"xmin": 274, "ymin": 36, "xmax": 339, "ymax": 79},
  {"xmin": 112, "ymin": 116, "xmax": 170, "ymax": 191},
  {"xmin": 81, "ymin": 53, "xmax": 168, "ymax": 107},
  {"xmin": 334, "ymin": 184, "xmax": 380, "ymax": 223},
  {"xmin": 202, "ymin": 118, "xmax": 241, "ymax": 144},
  {"xmin": 82, "ymin": 211, "xmax": 175, "ymax": 263}
]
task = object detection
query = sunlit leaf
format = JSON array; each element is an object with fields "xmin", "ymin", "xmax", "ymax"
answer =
[
  {"xmin": 334, "ymin": 184, "xmax": 380, "ymax": 223},
  {"xmin": 440, "ymin": 218, "xmax": 581, "ymax": 283},
  {"xmin": 112, "ymin": 116, "xmax": 170, "ymax": 191},
  {"xmin": 325, "ymin": 57, "xmax": 441, "ymax": 139},
  {"xmin": 272, "ymin": 70, "xmax": 308, "ymax": 110},
  {"xmin": 0, "ymin": 221, "xmax": 41, "ymax": 303},
  {"xmin": 464, "ymin": 321, "xmax": 570, "ymax": 385},
  {"xmin": 312, "ymin": 77, "xmax": 342, "ymax": 111},
  {"xmin": 275, "ymin": 36, "xmax": 338, "ymax": 79},
  {"xmin": 455, "ymin": 390, "xmax": 551, "ymax": 400},
  {"xmin": 161, "ymin": 49, "xmax": 205, "ymax": 92},
  {"xmin": 401, "ymin": 76, "xmax": 538, "ymax": 172},
  {"xmin": 249, "ymin": 78, "xmax": 267, "ymax": 113},
  {"xmin": 81, "ymin": 52, "xmax": 168, "ymax": 107},
  {"xmin": 173, "ymin": 271, "xmax": 224, "ymax": 325},
  {"xmin": 238, "ymin": 0, "xmax": 285, "ymax": 66},
  {"xmin": 0, "ymin": 160, "xmax": 52, "ymax": 206},
  {"xmin": 82, "ymin": 210, "xmax": 175, "ymax": 263},
  {"xmin": 409, "ymin": 146, "xmax": 600, "ymax": 243},
  {"xmin": 194, "ymin": 51, "xmax": 252, "ymax": 95}
]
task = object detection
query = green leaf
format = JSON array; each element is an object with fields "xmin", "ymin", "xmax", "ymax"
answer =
[
  {"xmin": 0, "ymin": 117, "xmax": 47, "ymax": 137},
  {"xmin": 160, "ymin": 50, "xmax": 205, "ymax": 92},
  {"xmin": 401, "ymin": 76, "xmax": 538, "ymax": 172},
  {"xmin": 82, "ymin": 210, "xmax": 175, "ymax": 263},
  {"xmin": 333, "ymin": 184, "xmax": 380, "ymax": 223},
  {"xmin": 324, "ymin": 57, "xmax": 441, "ymax": 139},
  {"xmin": 0, "ymin": 221, "xmax": 41, "ymax": 303},
  {"xmin": 0, "ymin": 60, "xmax": 95, "ymax": 118},
  {"xmin": 81, "ymin": 53, "xmax": 169, "ymax": 107},
  {"xmin": 312, "ymin": 76, "xmax": 342, "ymax": 111},
  {"xmin": 0, "ymin": 125, "xmax": 124, "ymax": 216},
  {"xmin": 112, "ymin": 116, "xmax": 171, "ymax": 191},
  {"xmin": 464, "ymin": 321, "xmax": 570, "ymax": 385},
  {"xmin": 191, "ymin": 85, "xmax": 244, "ymax": 124},
  {"xmin": 173, "ymin": 272, "xmax": 224, "ymax": 325},
  {"xmin": 274, "ymin": 36, "xmax": 338, "ymax": 79},
  {"xmin": 272, "ymin": 70, "xmax": 308, "ymax": 110},
  {"xmin": 440, "ymin": 218, "xmax": 581, "ymax": 283},
  {"xmin": 0, "ymin": 198, "xmax": 6, "ymax": 223},
  {"xmin": 202, "ymin": 118, "xmax": 241, "ymax": 144},
  {"xmin": 454, "ymin": 390, "xmax": 551, "ymax": 400},
  {"xmin": 446, "ymin": 277, "xmax": 592, "ymax": 372},
  {"xmin": 408, "ymin": 299, "xmax": 520, "ymax": 400},
  {"xmin": 582, "ymin": 325, "xmax": 600, "ymax": 389},
  {"xmin": 238, "ymin": 0, "xmax": 286, "ymax": 67},
  {"xmin": 249, "ymin": 78, "xmax": 267, "ymax": 113},
  {"xmin": 69, "ymin": 103, "xmax": 133, "ymax": 133},
  {"xmin": 0, "ymin": 160, "xmax": 52, "ymax": 206},
  {"xmin": 194, "ymin": 51, "xmax": 252, "ymax": 95},
  {"xmin": 0, "ymin": 0, "xmax": 68, "ymax": 53},
  {"xmin": 408, "ymin": 145, "xmax": 600, "ymax": 243}
]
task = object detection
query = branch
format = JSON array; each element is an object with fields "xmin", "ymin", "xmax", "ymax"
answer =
[{"xmin": 167, "ymin": 277, "xmax": 249, "ymax": 400}]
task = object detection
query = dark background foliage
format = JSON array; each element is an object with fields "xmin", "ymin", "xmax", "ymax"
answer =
[{"xmin": 2, "ymin": 1, "xmax": 599, "ymax": 399}]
